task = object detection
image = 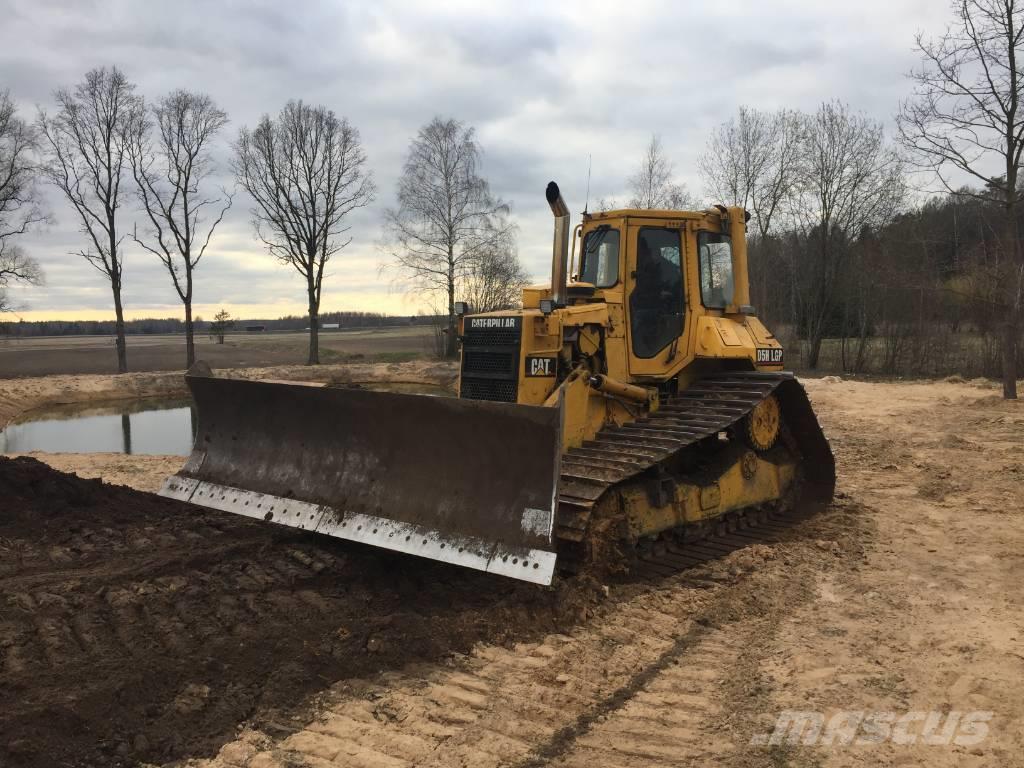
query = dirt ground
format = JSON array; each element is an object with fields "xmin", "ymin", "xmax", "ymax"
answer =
[
  {"xmin": 0, "ymin": 327, "xmax": 434, "ymax": 377},
  {"xmin": 1, "ymin": 375, "xmax": 1022, "ymax": 767},
  {"xmin": 0, "ymin": 456, "xmax": 598, "ymax": 768}
]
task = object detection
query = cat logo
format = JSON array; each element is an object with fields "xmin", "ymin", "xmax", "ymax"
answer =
[
  {"xmin": 526, "ymin": 356, "xmax": 556, "ymax": 377},
  {"xmin": 756, "ymin": 347, "xmax": 784, "ymax": 365}
]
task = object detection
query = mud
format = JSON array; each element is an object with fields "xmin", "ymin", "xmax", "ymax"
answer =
[{"xmin": 0, "ymin": 457, "xmax": 597, "ymax": 768}]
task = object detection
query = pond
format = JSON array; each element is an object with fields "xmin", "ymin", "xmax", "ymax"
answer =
[
  {"xmin": 1, "ymin": 398, "xmax": 196, "ymax": 456},
  {"xmin": 1, "ymin": 383, "xmax": 454, "ymax": 458}
]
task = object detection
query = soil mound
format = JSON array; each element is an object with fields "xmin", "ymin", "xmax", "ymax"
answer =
[{"xmin": 0, "ymin": 458, "xmax": 594, "ymax": 767}]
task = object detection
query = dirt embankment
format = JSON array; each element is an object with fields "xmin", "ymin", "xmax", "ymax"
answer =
[{"xmin": 0, "ymin": 361, "xmax": 458, "ymax": 428}]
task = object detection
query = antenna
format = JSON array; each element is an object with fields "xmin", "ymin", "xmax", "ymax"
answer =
[{"xmin": 584, "ymin": 154, "xmax": 592, "ymax": 214}]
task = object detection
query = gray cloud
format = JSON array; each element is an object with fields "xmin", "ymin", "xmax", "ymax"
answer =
[{"xmin": 2, "ymin": 0, "xmax": 946, "ymax": 318}]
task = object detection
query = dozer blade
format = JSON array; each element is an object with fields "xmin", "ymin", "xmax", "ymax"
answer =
[{"xmin": 159, "ymin": 373, "xmax": 562, "ymax": 585}]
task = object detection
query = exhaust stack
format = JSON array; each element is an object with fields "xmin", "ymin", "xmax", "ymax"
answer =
[
  {"xmin": 726, "ymin": 205, "xmax": 752, "ymax": 311},
  {"xmin": 546, "ymin": 181, "xmax": 570, "ymax": 306}
]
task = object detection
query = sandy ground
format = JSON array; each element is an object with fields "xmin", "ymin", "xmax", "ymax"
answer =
[
  {"xmin": 2, "ymin": 373, "xmax": 1022, "ymax": 767},
  {"xmin": 1, "ymin": 453, "xmax": 183, "ymax": 492},
  {"xmin": 176, "ymin": 376, "xmax": 1023, "ymax": 768}
]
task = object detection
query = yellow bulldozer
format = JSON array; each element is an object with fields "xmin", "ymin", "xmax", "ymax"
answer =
[{"xmin": 160, "ymin": 182, "xmax": 834, "ymax": 585}]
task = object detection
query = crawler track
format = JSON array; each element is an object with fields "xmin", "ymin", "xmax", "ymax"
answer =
[{"xmin": 556, "ymin": 372, "xmax": 835, "ymax": 546}]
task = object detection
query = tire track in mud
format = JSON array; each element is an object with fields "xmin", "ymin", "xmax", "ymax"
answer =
[{"xmin": 189, "ymin": 500, "xmax": 867, "ymax": 768}]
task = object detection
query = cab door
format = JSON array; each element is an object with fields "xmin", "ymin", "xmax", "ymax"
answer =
[{"xmin": 625, "ymin": 220, "xmax": 691, "ymax": 376}]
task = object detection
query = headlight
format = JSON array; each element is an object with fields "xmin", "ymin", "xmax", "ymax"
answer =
[
  {"xmin": 454, "ymin": 301, "xmax": 470, "ymax": 316},
  {"xmin": 539, "ymin": 299, "xmax": 554, "ymax": 315}
]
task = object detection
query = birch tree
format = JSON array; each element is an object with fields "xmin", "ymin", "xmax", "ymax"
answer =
[
  {"xmin": 627, "ymin": 135, "xmax": 694, "ymax": 209},
  {"xmin": 384, "ymin": 117, "xmax": 511, "ymax": 357}
]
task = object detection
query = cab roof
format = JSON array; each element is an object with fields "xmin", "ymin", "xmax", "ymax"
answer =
[{"xmin": 582, "ymin": 208, "xmax": 722, "ymax": 222}]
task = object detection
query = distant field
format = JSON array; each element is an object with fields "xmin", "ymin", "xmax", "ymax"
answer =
[{"xmin": 0, "ymin": 326, "xmax": 435, "ymax": 377}]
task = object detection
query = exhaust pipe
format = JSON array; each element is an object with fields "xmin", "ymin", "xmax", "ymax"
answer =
[
  {"xmin": 726, "ymin": 205, "xmax": 752, "ymax": 311},
  {"xmin": 546, "ymin": 181, "xmax": 570, "ymax": 307}
]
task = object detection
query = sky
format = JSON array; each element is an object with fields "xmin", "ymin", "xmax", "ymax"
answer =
[{"xmin": 1, "ymin": 0, "xmax": 944, "ymax": 322}]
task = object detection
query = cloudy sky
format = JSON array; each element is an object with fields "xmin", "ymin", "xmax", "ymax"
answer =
[{"xmin": 2, "ymin": 0, "xmax": 943, "ymax": 321}]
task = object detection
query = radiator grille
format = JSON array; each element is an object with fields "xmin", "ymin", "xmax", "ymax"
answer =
[
  {"xmin": 460, "ymin": 316, "xmax": 521, "ymax": 403},
  {"xmin": 459, "ymin": 379, "xmax": 518, "ymax": 402},
  {"xmin": 462, "ymin": 326, "xmax": 520, "ymax": 346},
  {"xmin": 463, "ymin": 350, "xmax": 517, "ymax": 375}
]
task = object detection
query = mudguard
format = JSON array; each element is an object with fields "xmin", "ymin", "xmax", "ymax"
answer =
[{"xmin": 159, "ymin": 372, "xmax": 562, "ymax": 585}]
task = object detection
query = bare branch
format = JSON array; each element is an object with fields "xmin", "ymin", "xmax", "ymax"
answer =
[
  {"xmin": 625, "ymin": 135, "xmax": 694, "ymax": 210},
  {"xmin": 234, "ymin": 100, "xmax": 375, "ymax": 364},
  {"xmin": 382, "ymin": 116, "xmax": 514, "ymax": 357},
  {"xmin": 128, "ymin": 89, "xmax": 231, "ymax": 366},
  {"xmin": 897, "ymin": 0, "xmax": 1024, "ymax": 396},
  {"xmin": 0, "ymin": 243, "xmax": 44, "ymax": 313},
  {"xmin": 37, "ymin": 66, "xmax": 143, "ymax": 372},
  {"xmin": 699, "ymin": 106, "xmax": 804, "ymax": 236},
  {"xmin": 0, "ymin": 90, "xmax": 48, "ymax": 256}
]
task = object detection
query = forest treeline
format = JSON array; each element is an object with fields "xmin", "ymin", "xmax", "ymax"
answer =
[
  {"xmin": 0, "ymin": 311, "xmax": 435, "ymax": 338},
  {"xmin": 749, "ymin": 191, "xmax": 1023, "ymax": 379}
]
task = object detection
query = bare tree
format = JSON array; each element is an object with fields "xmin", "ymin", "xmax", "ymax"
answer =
[
  {"xmin": 234, "ymin": 101, "xmax": 374, "ymax": 364},
  {"xmin": 461, "ymin": 234, "xmax": 529, "ymax": 313},
  {"xmin": 791, "ymin": 101, "xmax": 905, "ymax": 368},
  {"xmin": 0, "ymin": 245, "xmax": 43, "ymax": 312},
  {"xmin": 627, "ymin": 135, "xmax": 694, "ymax": 209},
  {"xmin": 897, "ymin": 0, "xmax": 1024, "ymax": 398},
  {"xmin": 384, "ymin": 117, "xmax": 511, "ymax": 357},
  {"xmin": 699, "ymin": 107, "xmax": 803, "ymax": 237},
  {"xmin": 38, "ymin": 66, "xmax": 143, "ymax": 373},
  {"xmin": 1, "ymin": 90, "xmax": 47, "ymax": 266},
  {"xmin": 129, "ymin": 90, "xmax": 232, "ymax": 367}
]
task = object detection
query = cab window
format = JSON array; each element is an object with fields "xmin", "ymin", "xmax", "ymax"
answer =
[
  {"xmin": 579, "ymin": 227, "xmax": 619, "ymax": 287},
  {"xmin": 629, "ymin": 227, "xmax": 684, "ymax": 359},
  {"xmin": 698, "ymin": 231, "xmax": 735, "ymax": 309}
]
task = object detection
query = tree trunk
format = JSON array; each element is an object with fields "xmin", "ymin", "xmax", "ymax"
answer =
[
  {"xmin": 307, "ymin": 287, "xmax": 320, "ymax": 366},
  {"xmin": 446, "ymin": 249, "xmax": 457, "ymax": 358},
  {"xmin": 807, "ymin": 331, "xmax": 823, "ymax": 369},
  {"xmin": 112, "ymin": 280, "xmax": 128, "ymax": 374},
  {"xmin": 1001, "ymin": 311, "xmax": 1018, "ymax": 399},
  {"xmin": 446, "ymin": 304, "xmax": 457, "ymax": 358},
  {"xmin": 184, "ymin": 301, "xmax": 195, "ymax": 369},
  {"xmin": 1003, "ymin": 202, "xmax": 1019, "ymax": 399}
]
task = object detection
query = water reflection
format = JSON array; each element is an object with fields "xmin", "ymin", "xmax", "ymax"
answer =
[{"xmin": 1, "ymin": 398, "xmax": 196, "ymax": 456}]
